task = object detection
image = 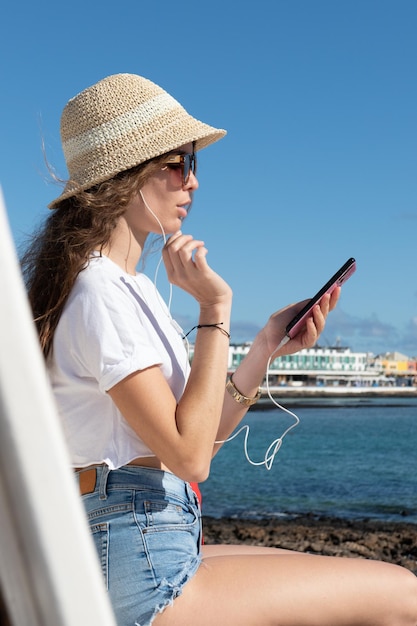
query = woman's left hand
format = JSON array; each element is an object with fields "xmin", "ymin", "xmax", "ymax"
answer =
[{"xmin": 260, "ymin": 287, "xmax": 341, "ymax": 360}]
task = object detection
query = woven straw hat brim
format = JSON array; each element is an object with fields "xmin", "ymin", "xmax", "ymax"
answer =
[{"xmin": 48, "ymin": 74, "xmax": 226, "ymax": 209}]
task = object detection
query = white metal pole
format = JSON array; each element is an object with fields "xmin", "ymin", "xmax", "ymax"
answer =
[{"xmin": 0, "ymin": 187, "xmax": 117, "ymax": 626}]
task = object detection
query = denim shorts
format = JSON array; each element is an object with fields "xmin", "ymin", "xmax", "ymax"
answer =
[{"xmin": 77, "ymin": 465, "xmax": 203, "ymax": 626}]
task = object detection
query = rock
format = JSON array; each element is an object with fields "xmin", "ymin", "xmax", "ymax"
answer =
[{"xmin": 202, "ymin": 515, "xmax": 417, "ymax": 574}]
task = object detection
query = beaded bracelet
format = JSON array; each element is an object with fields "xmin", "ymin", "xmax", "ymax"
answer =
[{"xmin": 184, "ymin": 322, "xmax": 231, "ymax": 339}]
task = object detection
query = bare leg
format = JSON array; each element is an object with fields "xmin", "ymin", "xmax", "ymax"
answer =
[
  {"xmin": 155, "ymin": 545, "xmax": 417, "ymax": 626},
  {"xmin": 202, "ymin": 544, "xmax": 299, "ymax": 557}
]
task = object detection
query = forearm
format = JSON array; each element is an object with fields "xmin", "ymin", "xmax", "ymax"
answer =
[
  {"xmin": 214, "ymin": 330, "xmax": 272, "ymax": 447},
  {"xmin": 175, "ymin": 302, "xmax": 232, "ymax": 477},
  {"xmin": 213, "ymin": 294, "xmax": 335, "ymax": 448}
]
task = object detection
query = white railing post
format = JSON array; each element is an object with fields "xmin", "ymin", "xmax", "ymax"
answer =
[{"xmin": 0, "ymin": 187, "xmax": 117, "ymax": 626}]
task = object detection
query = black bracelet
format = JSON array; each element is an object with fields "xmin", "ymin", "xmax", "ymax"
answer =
[{"xmin": 184, "ymin": 322, "xmax": 231, "ymax": 339}]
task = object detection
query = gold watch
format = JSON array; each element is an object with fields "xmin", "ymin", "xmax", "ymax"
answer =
[{"xmin": 226, "ymin": 374, "xmax": 261, "ymax": 407}]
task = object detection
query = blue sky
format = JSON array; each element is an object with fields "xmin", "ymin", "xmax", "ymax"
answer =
[{"xmin": 1, "ymin": 0, "xmax": 416, "ymax": 356}]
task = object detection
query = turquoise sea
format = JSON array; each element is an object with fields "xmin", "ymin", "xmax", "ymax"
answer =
[{"xmin": 200, "ymin": 397, "xmax": 417, "ymax": 524}]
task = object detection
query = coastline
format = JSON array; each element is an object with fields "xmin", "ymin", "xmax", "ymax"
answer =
[
  {"xmin": 260, "ymin": 385, "xmax": 417, "ymax": 398},
  {"xmin": 256, "ymin": 385, "xmax": 417, "ymax": 408},
  {"xmin": 202, "ymin": 514, "xmax": 417, "ymax": 574}
]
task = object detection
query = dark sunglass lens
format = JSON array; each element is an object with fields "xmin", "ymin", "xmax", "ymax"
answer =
[{"xmin": 183, "ymin": 155, "xmax": 191, "ymax": 184}]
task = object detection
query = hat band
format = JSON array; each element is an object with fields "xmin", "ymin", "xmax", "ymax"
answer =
[{"xmin": 62, "ymin": 91, "xmax": 180, "ymax": 164}]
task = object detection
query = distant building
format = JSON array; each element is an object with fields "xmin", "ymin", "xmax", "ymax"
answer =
[
  {"xmin": 188, "ymin": 342, "xmax": 417, "ymax": 387},
  {"xmin": 378, "ymin": 352, "xmax": 417, "ymax": 385},
  {"xmin": 227, "ymin": 344, "xmax": 416, "ymax": 387}
]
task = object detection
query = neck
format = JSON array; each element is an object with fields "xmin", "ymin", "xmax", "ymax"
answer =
[{"xmin": 101, "ymin": 218, "xmax": 146, "ymax": 275}]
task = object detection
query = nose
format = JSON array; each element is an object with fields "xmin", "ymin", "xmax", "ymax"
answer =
[{"xmin": 184, "ymin": 169, "xmax": 199, "ymax": 191}]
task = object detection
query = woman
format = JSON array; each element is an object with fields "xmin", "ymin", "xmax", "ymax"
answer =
[{"xmin": 23, "ymin": 73, "xmax": 417, "ymax": 626}]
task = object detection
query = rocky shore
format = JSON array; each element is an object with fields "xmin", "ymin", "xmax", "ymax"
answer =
[
  {"xmin": 1, "ymin": 516, "xmax": 416, "ymax": 625},
  {"xmin": 202, "ymin": 514, "xmax": 417, "ymax": 574}
]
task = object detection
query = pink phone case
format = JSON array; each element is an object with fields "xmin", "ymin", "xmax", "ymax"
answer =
[{"xmin": 285, "ymin": 258, "xmax": 356, "ymax": 338}]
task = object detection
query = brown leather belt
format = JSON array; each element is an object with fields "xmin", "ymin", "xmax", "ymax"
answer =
[{"xmin": 77, "ymin": 468, "xmax": 98, "ymax": 496}]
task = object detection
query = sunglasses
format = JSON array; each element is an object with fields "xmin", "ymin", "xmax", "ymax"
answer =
[{"xmin": 163, "ymin": 152, "xmax": 197, "ymax": 185}]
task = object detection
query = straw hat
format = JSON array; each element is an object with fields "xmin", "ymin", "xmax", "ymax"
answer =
[{"xmin": 49, "ymin": 73, "xmax": 226, "ymax": 208}]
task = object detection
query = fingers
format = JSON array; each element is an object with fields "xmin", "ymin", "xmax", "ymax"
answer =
[
  {"xmin": 315, "ymin": 287, "xmax": 340, "ymax": 320},
  {"xmin": 312, "ymin": 293, "xmax": 331, "ymax": 331},
  {"xmin": 277, "ymin": 294, "xmax": 333, "ymax": 353},
  {"xmin": 310, "ymin": 304, "xmax": 325, "ymax": 336},
  {"xmin": 162, "ymin": 231, "xmax": 227, "ymax": 306},
  {"xmin": 163, "ymin": 231, "xmax": 206, "ymax": 275},
  {"xmin": 329, "ymin": 285, "xmax": 341, "ymax": 311},
  {"xmin": 193, "ymin": 244, "xmax": 209, "ymax": 269},
  {"xmin": 262, "ymin": 286, "xmax": 342, "ymax": 359},
  {"xmin": 164, "ymin": 231, "xmax": 205, "ymax": 260},
  {"xmin": 301, "ymin": 290, "xmax": 337, "ymax": 345}
]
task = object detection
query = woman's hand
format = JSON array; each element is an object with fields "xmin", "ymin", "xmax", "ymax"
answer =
[
  {"xmin": 213, "ymin": 288, "xmax": 340, "ymax": 450},
  {"xmin": 259, "ymin": 288, "xmax": 341, "ymax": 360},
  {"xmin": 163, "ymin": 231, "xmax": 232, "ymax": 308}
]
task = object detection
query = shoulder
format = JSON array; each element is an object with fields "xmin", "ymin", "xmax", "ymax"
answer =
[
  {"xmin": 75, "ymin": 255, "xmax": 128, "ymax": 290},
  {"xmin": 70, "ymin": 256, "xmax": 141, "ymax": 306},
  {"xmin": 64, "ymin": 256, "xmax": 166, "ymax": 327}
]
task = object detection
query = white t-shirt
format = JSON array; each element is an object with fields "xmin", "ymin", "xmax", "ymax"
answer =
[{"xmin": 48, "ymin": 255, "xmax": 190, "ymax": 469}]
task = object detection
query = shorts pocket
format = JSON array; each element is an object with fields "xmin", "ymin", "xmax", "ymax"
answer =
[
  {"xmin": 144, "ymin": 499, "xmax": 197, "ymax": 527},
  {"xmin": 141, "ymin": 499, "xmax": 200, "ymax": 588},
  {"xmin": 90, "ymin": 522, "xmax": 109, "ymax": 589}
]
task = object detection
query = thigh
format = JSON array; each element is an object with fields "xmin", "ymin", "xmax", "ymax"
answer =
[
  {"xmin": 154, "ymin": 550, "xmax": 417, "ymax": 626},
  {"xmin": 202, "ymin": 543, "xmax": 299, "ymax": 557}
]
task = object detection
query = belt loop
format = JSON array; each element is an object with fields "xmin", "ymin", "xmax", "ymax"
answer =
[{"xmin": 98, "ymin": 465, "xmax": 110, "ymax": 500}]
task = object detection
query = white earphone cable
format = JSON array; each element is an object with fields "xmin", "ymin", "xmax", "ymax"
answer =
[
  {"xmin": 139, "ymin": 190, "xmax": 174, "ymax": 312},
  {"xmin": 214, "ymin": 335, "xmax": 301, "ymax": 471},
  {"xmin": 140, "ymin": 189, "xmax": 300, "ymax": 471}
]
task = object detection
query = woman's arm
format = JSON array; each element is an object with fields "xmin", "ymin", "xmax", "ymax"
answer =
[
  {"xmin": 109, "ymin": 232, "xmax": 340, "ymax": 481},
  {"xmin": 213, "ymin": 288, "xmax": 341, "ymax": 449},
  {"xmin": 109, "ymin": 232, "xmax": 233, "ymax": 483}
]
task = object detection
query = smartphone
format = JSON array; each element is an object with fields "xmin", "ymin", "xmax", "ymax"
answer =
[{"xmin": 285, "ymin": 257, "xmax": 356, "ymax": 339}]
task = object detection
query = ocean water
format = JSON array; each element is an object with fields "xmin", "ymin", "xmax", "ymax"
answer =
[{"xmin": 200, "ymin": 397, "xmax": 417, "ymax": 523}]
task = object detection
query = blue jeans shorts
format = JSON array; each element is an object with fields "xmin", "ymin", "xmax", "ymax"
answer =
[{"xmin": 77, "ymin": 465, "xmax": 203, "ymax": 626}]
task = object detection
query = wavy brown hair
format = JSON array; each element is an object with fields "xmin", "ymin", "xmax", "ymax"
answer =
[{"xmin": 22, "ymin": 155, "xmax": 168, "ymax": 358}]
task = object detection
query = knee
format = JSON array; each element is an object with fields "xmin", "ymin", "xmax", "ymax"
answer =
[{"xmin": 392, "ymin": 566, "xmax": 417, "ymax": 626}]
